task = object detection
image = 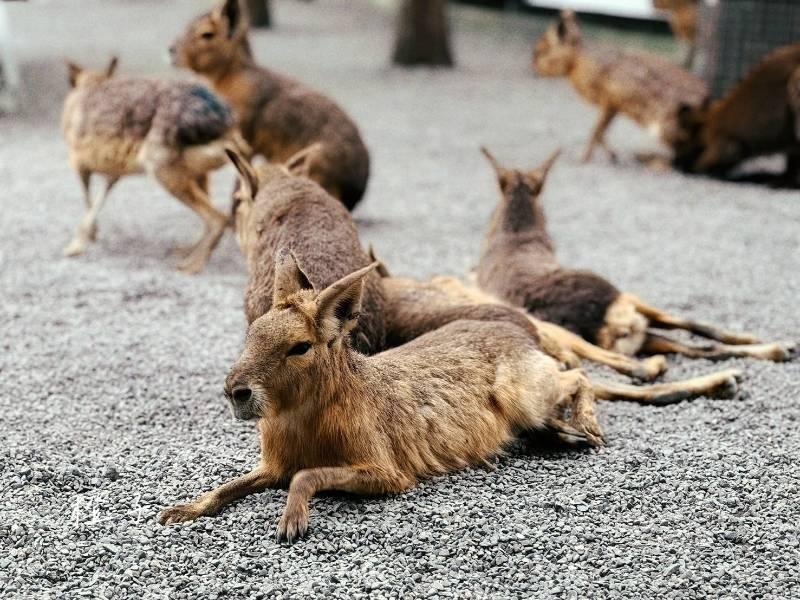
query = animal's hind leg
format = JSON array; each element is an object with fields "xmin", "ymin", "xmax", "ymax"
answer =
[
  {"xmin": 534, "ymin": 319, "xmax": 667, "ymax": 381},
  {"xmin": 77, "ymin": 168, "xmax": 98, "ymax": 241},
  {"xmin": 64, "ymin": 175, "xmax": 119, "ymax": 257},
  {"xmin": 592, "ymin": 369, "xmax": 741, "ymax": 406},
  {"xmin": 642, "ymin": 332, "xmax": 795, "ymax": 362},
  {"xmin": 583, "ymin": 105, "xmax": 618, "ymax": 163},
  {"xmin": 154, "ymin": 167, "xmax": 227, "ymax": 274},
  {"xmin": 625, "ymin": 293, "xmax": 759, "ymax": 345},
  {"xmin": 550, "ymin": 370, "xmax": 604, "ymax": 447}
]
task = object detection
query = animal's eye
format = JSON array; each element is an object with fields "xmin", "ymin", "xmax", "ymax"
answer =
[
  {"xmin": 287, "ymin": 342, "xmax": 312, "ymax": 357},
  {"xmin": 201, "ymin": 31, "xmax": 215, "ymax": 40}
]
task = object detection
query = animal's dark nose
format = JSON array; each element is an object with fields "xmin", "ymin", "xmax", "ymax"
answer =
[
  {"xmin": 231, "ymin": 386, "xmax": 252, "ymax": 404},
  {"xmin": 168, "ymin": 45, "xmax": 177, "ymax": 56}
]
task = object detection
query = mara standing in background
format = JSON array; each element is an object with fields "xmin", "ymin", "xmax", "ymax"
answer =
[
  {"xmin": 170, "ymin": 0, "xmax": 371, "ymax": 211},
  {"xmin": 532, "ymin": 10, "xmax": 707, "ymax": 164},
  {"xmin": 61, "ymin": 57, "xmax": 246, "ymax": 273},
  {"xmin": 672, "ymin": 42, "xmax": 800, "ymax": 186}
]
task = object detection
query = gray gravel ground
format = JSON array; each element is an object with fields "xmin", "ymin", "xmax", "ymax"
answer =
[{"xmin": 1, "ymin": 1, "xmax": 799, "ymax": 598}]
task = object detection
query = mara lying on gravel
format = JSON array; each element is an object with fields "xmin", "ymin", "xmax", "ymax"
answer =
[
  {"xmin": 226, "ymin": 148, "xmax": 385, "ymax": 353},
  {"xmin": 61, "ymin": 57, "xmax": 246, "ymax": 273},
  {"xmin": 159, "ymin": 252, "xmax": 604, "ymax": 541},
  {"xmin": 476, "ymin": 147, "xmax": 796, "ymax": 363},
  {"xmin": 372, "ymin": 254, "xmax": 741, "ymax": 404},
  {"xmin": 672, "ymin": 42, "xmax": 800, "ymax": 185},
  {"xmin": 171, "ymin": 0, "xmax": 370, "ymax": 210},
  {"xmin": 532, "ymin": 10, "xmax": 707, "ymax": 163}
]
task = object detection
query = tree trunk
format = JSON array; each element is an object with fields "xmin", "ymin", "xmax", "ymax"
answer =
[
  {"xmin": 392, "ymin": 0, "xmax": 454, "ymax": 67},
  {"xmin": 246, "ymin": 0, "xmax": 271, "ymax": 28}
]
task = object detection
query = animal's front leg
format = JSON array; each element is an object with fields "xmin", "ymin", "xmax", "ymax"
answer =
[
  {"xmin": 277, "ymin": 465, "xmax": 408, "ymax": 543},
  {"xmin": 159, "ymin": 466, "xmax": 279, "ymax": 524}
]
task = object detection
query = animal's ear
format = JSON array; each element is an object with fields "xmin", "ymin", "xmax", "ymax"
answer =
[
  {"xmin": 226, "ymin": 147, "xmax": 258, "ymax": 205},
  {"xmin": 284, "ymin": 142, "xmax": 322, "ymax": 178},
  {"xmin": 557, "ymin": 10, "xmax": 581, "ymax": 43},
  {"xmin": 367, "ymin": 244, "xmax": 391, "ymax": 278},
  {"xmin": 66, "ymin": 60, "xmax": 83, "ymax": 87},
  {"xmin": 480, "ymin": 146, "xmax": 511, "ymax": 190},
  {"xmin": 213, "ymin": 0, "xmax": 247, "ymax": 38},
  {"xmin": 106, "ymin": 56, "xmax": 119, "ymax": 78},
  {"xmin": 527, "ymin": 147, "xmax": 561, "ymax": 192},
  {"xmin": 273, "ymin": 249, "xmax": 314, "ymax": 305},
  {"xmin": 315, "ymin": 262, "xmax": 378, "ymax": 340}
]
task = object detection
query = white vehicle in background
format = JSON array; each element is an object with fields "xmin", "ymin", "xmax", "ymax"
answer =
[{"xmin": 523, "ymin": 0, "xmax": 668, "ymax": 21}]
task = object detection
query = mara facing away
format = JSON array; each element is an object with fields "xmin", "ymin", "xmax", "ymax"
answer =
[
  {"xmin": 171, "ymin": 0, "xmax": 371, "ymax": 210},
  {"xmin": 159, "ymin": 252, "xmax": 604, "ymax": 541},
  {"xmin": 475, "ymin": 147, "xmax": 796, "ymax": 363},
  {"xmin": 62, "ymin": 57, "xmax": 246, "ymax": 273},
  {"xmin": 226, "ymin": 148, "xmax": 386, "ymax": 354},
  {"xmin": 532, "ymin": 10, "xmax": 707, "ymax": 164}
]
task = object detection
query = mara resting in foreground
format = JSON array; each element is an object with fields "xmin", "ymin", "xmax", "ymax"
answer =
[
  {"xmin": 532, "ymin": 10, "xmax": 707, "ymax": 163},
  {"xmin": 171, "ymin": 0, "xmax": 370, "ymax": 210},
  {"xmin": 226, "ymin": 148, "xmax": 385, "ymax": 353},
  {"xmin": 475, "ymin": 147, "xmax": 796, "ymax": 363},
  {"xmin": 62, "ymin": 57, "xmax": 245, "ymax": 273},
  {"xmin": 159, "ymin": 253, "xmax": 604, "ymax": 541},
  {"xmin": 672, "ymin": 42, "xmax": 800, "ymax": 185}
]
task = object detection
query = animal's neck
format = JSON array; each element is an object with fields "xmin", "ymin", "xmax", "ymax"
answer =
[{"xmin": 205, "ymin": 40, "xmax": 255, "ymax": 85}]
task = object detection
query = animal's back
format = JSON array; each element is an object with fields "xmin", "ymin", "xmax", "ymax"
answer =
[
  {"xmin": 63, "ymin": 78, "xmax": 235, "ymax": 175},
  {"xmin": 573, "ymin": 45, "xmax": 707, "ymax": 128},
  {"xmin": 709, "ymin": 42, "xmax": 800, "ymax": 151},
  {"xmin": 234, "ymin": 66, "xmax": 370, "ymax": 209},
  {"xmin": 371, "ymin": 320, "xmax": 559, "ymax": 477},
  {"xmin": 244, "ymin": 177, "xmax": 385, "ymax": 352}
]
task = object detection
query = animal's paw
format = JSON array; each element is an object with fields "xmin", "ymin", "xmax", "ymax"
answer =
[
  {"xmin": 176, "ymin": 252, "xmax": 208, "ymax": 275},
  {"xmin": 708, "ymin": 370, "xmax": 743, "ymax": 400},
  {"xmin": 63, "ymin": 238, "xmax": 87, "ymax": 257},
  {"xmin": 276, "ymin": 498, "xmax": 309, "ymax": 544},
  {"xmin": 633, "ymin": 355, "xmax": 668, "ymax": 382},
  {"xmin": 158, "ymin": 503, "xmax": 205, "ymax": 525}
]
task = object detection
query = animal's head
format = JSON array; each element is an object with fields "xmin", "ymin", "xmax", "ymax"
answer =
[
  {"xmin": 224, "ymin": 251, "xmax": 377, "ymax": 420},
  {"xmin": 226, "ymin": 144, "xmax": 322, "ymax": 255},
  {"xmin": 669, "ymin": 99, "xmax": 710, "ymax": 171},
  {"xmin": 66, "ymin": 56, "xmax": 118, "ymax": 89},
  {"xmin": 170, "ymin": 0, "xmax": 250, "ymax": 75},
  {"xmin": 481, "ymin": 146, "xmax": 560, "ymax": 236},
  {"xmin": 532, "ymin": 10, "xmax": 582, "ymax": 77}
]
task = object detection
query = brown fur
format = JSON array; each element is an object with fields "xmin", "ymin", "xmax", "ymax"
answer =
[
  {"xmin": 673, "ymin": 43, "xmax": 800, "ymax": 181},
  {"xmin": 476, "ymin": 148, "xmax": 795, "ymax": 362},
  {"xmin": 227, "ymin": 150, "xmax": 385, "ymax": 354},
  {"xmin": 171, "ymin": 0, "xmax": 370, "ymax": 210},
  {"xmin": 62, "ymin": 57, "xmax": 246, "ymax": 273},
  {"xmin": 532, "ymin": 10, "xmax": 707, "ymax": 162},
  {"xmin": 158, "ymin": 256, "xmax": 604, "ymax": 541}
]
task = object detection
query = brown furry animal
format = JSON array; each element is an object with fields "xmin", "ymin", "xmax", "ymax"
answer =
[
  {"xmin": 476, "ymin": 147, "xmax": 796, "ymax": 362},
  {"xmin": 377, "ymin": 270, "xmax": 740, "ymax": 404},
  {"xmin": 62, "ymin": 57, "xmax": 245, "ymax": 273},
  {"xmin": 227, "ymin": 149, "xmax": 385, "ymax": 354},
  {"xmin": 673, "ymin": 42, "xmax": 800, "ymax": 183},
  {"xmin": 171, "ymin": 0, "xmax": 370, "ymax": 210},
  {"xmin": 158, "ymin": 254, "xmax": 604, "ymax": 541},
  {"xmin": 532, "ymin": 10, "xmax": 707, "ymax": 163}
]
